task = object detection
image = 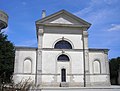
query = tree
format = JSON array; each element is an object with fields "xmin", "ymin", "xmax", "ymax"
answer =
[
  {"xmin": 0, "ymin": 32, "xmax": 15, "ymax": 83},
  {"xmin": 109, "ymin": 57, "xmax": 120, "ymax": 84}
]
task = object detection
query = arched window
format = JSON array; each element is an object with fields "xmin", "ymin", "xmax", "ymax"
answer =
[
  {"xmin": 54, "ymin": 40, "xmax": 72, "ymax": 49},
  {"xmin": 93, "ymin": 60, "xmax": 101, "ymax": 74},
  {"xmin": 57, "ymin": 54, "xmax": 70, "ymax": 61},
  {"xmin": 23, "ymin": 59, "xmax": 32, "ymax": 73}
]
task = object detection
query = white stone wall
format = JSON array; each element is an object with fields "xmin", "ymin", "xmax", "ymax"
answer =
[
  {"xmin": 89, "ymin": 51, "xmax": 107, "ymax": 74},
  {"xmin": 42, "ymin": 50, "xmax": 84, "ymax": 83},
  {"xmin": 40, "ymin": 28, "xmax": 85, "ymax": 85},
  {"xmin": 42, "ymin": 33, "xmax": 83, "ymax": 49},
  {"xmin": 13, "ymin": 48, "xmax": 36, "ymax": 84},
  {"xmin": 41, "ymin": 32, "xmax": 85, "ymax": 84},
  {"xmin": 89, "ymin": 51, "xmax": 110, "ymax": 85},
  {"xmin": 13, "ymin": 74, "xmax": 35, "ymax": 84}
]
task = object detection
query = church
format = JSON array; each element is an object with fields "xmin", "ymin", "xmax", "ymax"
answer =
[{"xmin": 13, "ymin": 10, "xmax": 110, "ymax": 87}]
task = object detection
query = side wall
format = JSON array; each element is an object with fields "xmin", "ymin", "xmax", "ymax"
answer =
[
  {"xmin": 13, "ymin": 48, "xmax": 37, "ymax": 84},
  {"xmin": 89, "ymin": 50, "xmax": 110, "ymax": 86}
]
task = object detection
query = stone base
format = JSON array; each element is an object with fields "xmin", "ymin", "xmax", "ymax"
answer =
[
  {"xmin": 37, "ymin": 82, "xmax": 110, "ymax": 88},
  {"xmin": 30, "ymin": 86, "xmax": 120, "ymax": 91},
  {"xmin": 39, "ymin": 82, "xmax": 84, "ymax": 87},
  {"xmin": 60, "ymin": 82, "xmax": 69, "ymax": 87},
  {"xmin": 89, "ymin": 81, "xmax": 111, "ymax": 87}
]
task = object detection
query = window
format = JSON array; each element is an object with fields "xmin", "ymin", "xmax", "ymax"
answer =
[
  {"xmin": 57, "ymin": 54, "xmax": 70, "ymax": 61},
  {"xmin": 54, "ymin": 40, "xmax": 72, "ymax": 49},
  {"xmin": 93, "ymin": 60, "xmax": 101, "ymax": 74},
  {"xmin": 23, "ymin": 59, "xmax": 32, "ymax": 73},
  {"xmin": 61, "ymin": 68, "xmax": 66, "ymax": 82}
]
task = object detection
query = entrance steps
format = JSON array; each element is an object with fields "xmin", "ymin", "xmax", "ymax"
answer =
[{"xmin": 60, "ymin": 82, "xmax": 69, "ymax": 87}]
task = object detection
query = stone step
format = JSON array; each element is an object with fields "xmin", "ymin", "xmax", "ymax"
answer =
[{"xmin": 60, "ymin": 82, "xmax": 69, "ymax": 87}]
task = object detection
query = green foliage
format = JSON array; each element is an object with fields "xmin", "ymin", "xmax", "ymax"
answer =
[
  {"xmin": 109, "ymin": 57, "xmax": 120, "ymax": 84},
  {"xmin": 109, "ymin": 57, "xmax": 120, "ymax": 77},
  {"xmin": 0, "ymin": 32, "xmax": 15, "ymax": 83}
]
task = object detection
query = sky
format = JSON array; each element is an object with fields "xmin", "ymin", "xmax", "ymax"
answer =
[{"xmin": 0, "ymin": 0, "xmax": 120, "ymax": 59}]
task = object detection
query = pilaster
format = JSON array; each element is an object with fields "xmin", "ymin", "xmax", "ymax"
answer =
[
  {"xmin": 36, "ymin": 50, "xmax": 42, "ymax": 86},
  {"xmin": 104, "ymin": 50, "xmax": 111, "ymax": 85},
  {"xmin": 36, "ymin": 27, "xmax": 44, "ymax": 87},
  {"xmin": 83, "ymin": 31, "xmax": 90, "ymax": 86},
  {"xmin": 37, "ymin": 27, "xmax": 44, "ymax": 49},
  {"xmin": 104, "ymin": 50, "xmax": 109, "ymax": 74}
]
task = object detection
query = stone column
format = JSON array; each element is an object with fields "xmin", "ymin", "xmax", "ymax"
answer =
[
  {"xmin": 36, "ymin": 27, "xmax": 44, "ymax": 87},
  {"xmin": 83, "ymin": 31, "xmax": 90, "ymax": 86}
]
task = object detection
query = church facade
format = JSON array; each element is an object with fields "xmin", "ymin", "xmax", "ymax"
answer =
[{"xmin": 13, "ymin": 10, "xmax": 110, "ymax": 87}]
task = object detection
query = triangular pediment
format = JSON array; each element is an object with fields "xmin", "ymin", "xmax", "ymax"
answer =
[
  {"xmin": 50, "ymin": 17, "xmax": 73, "ymax": 24},
  {"xmin": 36, "ymin": 10, "xmax": 91, "ymax": 27}
]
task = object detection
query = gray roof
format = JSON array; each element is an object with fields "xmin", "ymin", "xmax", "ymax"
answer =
[
  {"xmin": 89, "ymin": 48, "xmax": 109, "ymax": 52},
  {"xmin": 15, "ymin": 46, "xmax": 37, "ymax": 50}
]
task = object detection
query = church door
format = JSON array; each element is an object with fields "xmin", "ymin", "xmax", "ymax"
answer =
[{"xmin": 61, "ymin": 68, "xmax": 66, "ymax": 82}]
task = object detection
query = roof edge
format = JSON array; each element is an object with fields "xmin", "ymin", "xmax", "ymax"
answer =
[
  {"xmin": 15, "ymin": 46, "xmax": 37, "ymax": 50},
  {"xmin": 36, "ymin": 23, "xmax": 90, "ymax": 29},
  {"xmin": 89, "ymin": 48, "xmax": 109, "ymax": 51},
  {"xmin": 35, "ymin": 9, "xmax": 91, "ymax": 26}
]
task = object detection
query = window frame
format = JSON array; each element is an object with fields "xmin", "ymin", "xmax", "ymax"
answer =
[
  {"xmin": 93, "ymin": 59, "xmax": 101, "ymax": 74},
  {"xmin": 61, "ymin": 68, "xmax": 66, "ymax": 82},
  {"xmin": 23, "ymin": 58, "xmax": 32, "ymax": 74},
  {"xmin": 53, "ymin": 38, "xmax": 73, "ymax": 49}
]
